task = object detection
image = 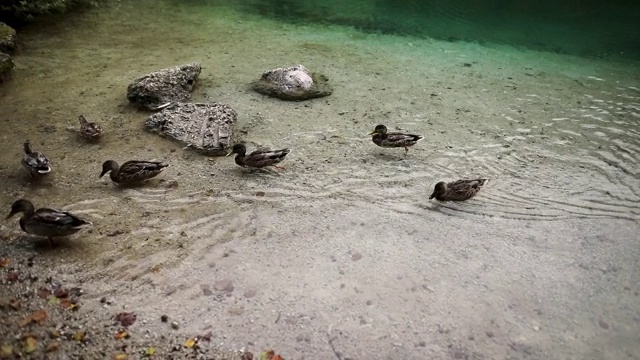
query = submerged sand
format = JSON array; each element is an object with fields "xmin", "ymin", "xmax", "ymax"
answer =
[{"xmin": 0, "ymin": 1, "xmax": 639, "ymax": 359}]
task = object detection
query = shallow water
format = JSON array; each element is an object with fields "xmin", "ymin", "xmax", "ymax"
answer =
[{"xmin": 1, "ymin": 0, "xmax": 639, "ymax": 358}]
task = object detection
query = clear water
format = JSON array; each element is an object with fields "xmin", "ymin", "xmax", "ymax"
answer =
[{"xmin": 0, "ymin": 0, "xmax": 639, "ymax": 358}]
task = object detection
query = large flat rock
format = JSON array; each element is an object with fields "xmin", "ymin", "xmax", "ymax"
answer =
[
  {"xmin": 145, "ymin": 103, "xmax": 236, "ymax": 156},
  {"xmin": 127, "ymin": 63, "xmax": 201, "ymax": 110}
]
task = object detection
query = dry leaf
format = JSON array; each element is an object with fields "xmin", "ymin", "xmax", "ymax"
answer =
[
  {"xmin": 49, "ymin": 329, "xmax": 60, "ymax": 338},
  {"xmin": 113, "ymin": 354, "xmax": 129, "ymax": 360},
  {"xmin": 37, "ymin": 288, "xmax": 52, "ymax": 299},
  {"xmin": 144, "ymin": 347, "xmax": 156, "ymax": 356},
  {"xmin": 72, "ymin": 331, "xmax": 86, "ymax": 342},
  {"xmin": 272, "ymin": 355, "xmax": 284, "ymax": 360},
  {"xmin": 114, "ymin": 331, "xmax": 128, "ymax": 340},
  {"xmin": 0, "ymin": 258, "xmax": 10, "ymax": 267},
  {"xmin": 45, "ymin": 341, "xmax": 60, "ymax": 353},
  {"xmin": 150, "ymin": 265, "xmax": 162, "ymax": 273},
  {"xmin": 0, "ymin": 344, "xmax": 13, "ymax": 358},
  {"xmin": 60, "ymin": 299, "xmax": 78, "ymax": 311},
  {"xmin": 115, "ymin": 312, "xmax": 136, "ymax": 327},
  {"xmin": 23, "ymin": 336, "xmax": 37, "ymax": 354},
  {"xmin": 260, "ymin": 350, "xmax": 274, "ymax": 360},
  {"xmin": 53, "ymin": 288, "xmax": 69, "ymax": 298},
  {"xmin": 20, "ymin": 309, "xmax": 47, "ymax": 327},
  {"xmin": 183, "ymin": 338, "xmax": 197, "ymax": 348},
  {"xmin": 48, "ymin": 296, "xmax": 60, "ymax": 305}
]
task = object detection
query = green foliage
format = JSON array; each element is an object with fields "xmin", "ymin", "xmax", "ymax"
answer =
[{"xmin": 0, "ymin": 0, "xmax": 100, "ymax": 22}]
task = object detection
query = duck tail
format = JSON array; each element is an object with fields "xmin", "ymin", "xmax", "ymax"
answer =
[{"xmin": 23, "ymin": 140, "xmax": 33, "ymax": 154}]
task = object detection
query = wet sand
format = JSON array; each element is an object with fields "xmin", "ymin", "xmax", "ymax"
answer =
[{"xmin": 1, "ymin": 0, "xmax": 639, "ymax": 359}]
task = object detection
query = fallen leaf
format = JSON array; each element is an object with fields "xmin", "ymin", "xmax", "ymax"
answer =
[
  {"xmin": 23, "ymin": 336, "xmax": 37, "ymax": 354},
  {"xmin": 113, "ymin": 354, "xmax": 129, "ymax": 360},
  {"xmin": 144, "ymin": 347, "xmax": 156, "ymax": 356},
  {"xmin": 200, "ymin": 331, "xmax": 212, "ymax": 342},
  {"xmin": 114, "ymin": 331, "xmax": 128, "ymax": 340},
  {"xmin": 183, "ymin": 338, "xmax": 197, "ymax": 348},
  {"xmin": 45, "ymin": 341, "xmax": 60, "ymax": 353},
  {"xmin": 0, "ymin": 344, "xmax": 13, "ymax": 358},
  {"xmin": 37, "ymin": 288, "xmax": 52, "ymax": 298},
  {"xmin": 60, "ymin": 299, "xmax": 78, "ymax": 311},
  {"xmin": 150, "ymin": 264, "xmax": 162, "ymax": 273},
  {"xmin": 20, "ymin": 309, "xmax": 47, "ymax": 327},
  {"xmin": 48, "ymin": 296, "xmax": 60, "ymax": 305},
  {"xmin": 256, "ymin": 191, "xmax": 266, "ymax": 197},
  {"xmin": 49, "ymin": 329, "xmax": 60, "ymax": 338},
  {"xmin": 53, "ymin": 288, "xmax": 69, "ymax": 298},
  {"xmin": 260, "ymin": 350, "xmax": 275, "ymax": 360},
  {"xmin": 272, "ymin": 355, "xmax": 284, "ymax": 360},
  {"xmin": 72, "ymin": 331, "xmax": 86, "ymax": 342},
  {"xmin": 8, "ymin": 298, "xmax": 20, "ymax": 310},
  {"xmin": 6, "ymin": 271, "xmax": 18, "ymax": 282},
  {"xmin": 0, "ymin": 258, "xmax": 10, "ymax": 267},
  {"xmin": 241, "ymin": 351, "xmax": 254, "ymax": 360},
  {"xmin": 115, "ymin": 312, "xmax": 136, "ymax": 327}
]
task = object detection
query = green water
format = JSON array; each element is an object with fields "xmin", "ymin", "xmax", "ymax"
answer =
[
  {"xmin": 0, "ymin": 0, "xmax": 639, "ymax": 358},
  {"xmin": 203, "ymin": 0, "xmax": 640, "ymax": 59}
]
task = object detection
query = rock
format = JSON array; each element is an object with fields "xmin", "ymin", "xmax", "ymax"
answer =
[
  {"xmin": 251, "ymin": 64, "xmax": 332, "ymax": 101},
  {"xmin": 0, "ymin": 23, "xmax": 17, "ymax": 53},
  {"xmin": 145, "ymin": 102, "xmax": 236, "ymax": 155},
  {"xmin": 171, "ymin": 321, "xmax": 179, "ymax": 330},
  {"xmin": 0, "ymin": 52, "xmax": 13, "ymax": 82},
  {"xmin": 126, "ymin": 63, "xmax": 201, "ymax": 110}
]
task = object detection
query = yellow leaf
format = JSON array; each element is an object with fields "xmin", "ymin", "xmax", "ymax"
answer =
[
  {"xmin": 113, "ymin": 354, "xmax": 129, "ymax": 360},
  {"xmin": 73, "ymin": 331, "xmax": 86, "ymax": 342},
  {"xmin": 48, "ymin": 296, "xmax": 60, "ymax": 304},
  {"xmin": 145, "ymin": 347, "xmax": 156, "ymax": 356},
  {"xmin": 0, "ymin": 344, "xmax": 13, "ymax": 358},
  {"xmin": 115, "ymin": 331, "xmax": 128, "ymax": 340},
  {"xmin": 0, "ymin": 258, "xmax": 10, "ymax": 267},
  {"xmin": 260, "ymin": 350, "xmax": 274, "ymax": 360},
  {"xmin": 23, "ymin": 336, "xmax": 37, "ymax": 354},
  {"xmin": 183, "ymin": 338, "xmax": 197, "ymax": 348}
]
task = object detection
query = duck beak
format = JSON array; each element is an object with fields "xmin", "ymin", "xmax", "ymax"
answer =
[
  {"xmin": 368, "ymin": 131, "xmax": 376, "ymax": 135},
  {"xmin": 99, "ymin": 169, "xmax": 107, "ymax": 178},
  {"xmin": 428, "ymin": 192, "xmax": 436, "ymax": 200},
  {"xmin": 225, "ymin": 151, "xmax": 233, "ymax": 157},
  {"xmin": 6, "ymin": 211, "xmax": 16, "ymax": 220}
]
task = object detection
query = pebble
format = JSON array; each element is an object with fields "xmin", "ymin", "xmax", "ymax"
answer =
[
  {"xmin": 161, "ymin": 315, "xmax": 168, "ymax": 323},
  {"xmin": 171, "ymin": 321, "xmax": 179, "ymax": 330}
]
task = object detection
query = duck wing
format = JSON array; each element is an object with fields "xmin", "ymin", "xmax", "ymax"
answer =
[
  {"xmin": 245, "ymin": 149, "xmax": 291, "ymax": 167},
  {"xmin": 383, "ymin": 132, "xmax": 424, "ymax": 146},
  {"xmin": 118, "ymin": 160, "xmax": 168, "ymax": 181}
]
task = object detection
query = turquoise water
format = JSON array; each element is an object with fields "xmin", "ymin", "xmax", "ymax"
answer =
[
  {"xmin": 0, "ymin": 0, "xmax": 639, "ymax": 358},
  {"xmin": 208, "ymin": 0, "xmax": 640, "ymax": 59}
]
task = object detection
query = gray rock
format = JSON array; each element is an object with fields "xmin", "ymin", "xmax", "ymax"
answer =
[
  {"xmin": 126, "ymin": 63, "xmax": 201, "ymax": 110},
  {"xmin": 0, "ymin": 52, "xmax": 14, "ymax": 82},
  {"xmin": 252, "ymin": 64, "xmax": 332, "ymax": 101},
  {"xmin": 0, "ymin": 23, "xmax": 17, "ymax": 53},
  {"xmin": 145, "ymin": 102, "xmax": 236, "ymax": 156}
]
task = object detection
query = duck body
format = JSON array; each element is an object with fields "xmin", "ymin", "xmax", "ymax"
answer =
[
  {"xmin": 21, "ymin": 140, "xmax": 51, "ymax": 177},
  {"xmin": 429, "ymin": 179, "xmax": 488, "ymax": 202},
  {"xmin": 227, "ymin": 144, "xmax": 291, "ymax": 169},
  {"xmin": 78, "ymin": 115, "xmax": 104, "ymax": 140},
  {"xmin": 6, "ymin": 199, "xmax": 91, "ymax": 246},
  {"xmin": 100, "ymin": 160, "xmax": 168, "ymax": 184},
  {"xmin": 368, "ymin": 124, "xmax": 424, "ymax": 154}
]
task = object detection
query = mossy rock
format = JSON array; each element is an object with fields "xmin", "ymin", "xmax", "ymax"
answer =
[
  {"xmin": 0, "ymin": 23, "xmax": 17, "ymax": 53},
  {"xmin": 0, "ymin": 52, "xmax": 15, "ymax": 82}
]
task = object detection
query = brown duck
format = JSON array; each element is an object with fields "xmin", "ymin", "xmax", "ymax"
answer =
[
  {"xmin": 226, "ymin": 144, "xmax": 291, "ymax": 169},
  {"xmin": 429, "ymin": 179, "xmax": 488, "ymax": 201},
  {"xmin": 100, "ymin": 160, "xmax": 168, "ymax": 184},
  {"xmin": 368, "ymin": 124, "xmax": 424, "ymax": 155}
]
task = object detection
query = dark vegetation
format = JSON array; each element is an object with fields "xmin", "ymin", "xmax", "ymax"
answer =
[{"xmin": 0, "ymin": 0, "xmax": 102, "ymax": 25}]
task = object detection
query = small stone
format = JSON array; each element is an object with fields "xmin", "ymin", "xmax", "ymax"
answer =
[
  {"xmin": 171, "ymin": 321, "xmax": 179, "ymax": 330},
  {"xmin": 532, "ymin": 325, "xmax": 540, "ymax": 332},
  {"xmin": 161, "ymin": 315, "xmax": 168, "ymax": 323},
  {"xmin": 417, "ymin": 341, "xmax": 426, "ymax": 347},
  {"xmin": 351, "ymin": 253, "xmax": 362, "ymax": 261},
  {"xmin": 598, "ymin": 320, "xmax": 610, "ymax": 330},
  {"xmin": 486, "ymin": 331, "xmax": 494, "ymax": 338},
  {"xmin": 201, "ymin": 284, "xmax": 212, "ymax": 296},
  {"xmin": 164, "ymin": 286, "xmax": 177, "ymax": 296},
  {"xmin": 243, "ymin": 289, "xmax": 257, "ymax": 298},
  {"xmin": 214, "ymin": 279, "xmax": 234, "ymax": 293}
]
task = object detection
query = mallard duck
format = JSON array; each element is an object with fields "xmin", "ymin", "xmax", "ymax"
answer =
[
  {"xmin": 78, "ymin": 115, "xmax": 103, "ymax": 140},
  {"xmin": 368, "ymin": 124, "xmax": 424, "ymax": 155},
  {"xmin": 100, "ymin": 160, "xmax": 169, "ymax": 184},
  {"xmin": 21, "ymin": 140, "xmax": 51, "ymax": 177},
  {"xmin": 429, "ymin": 179, "xmax": 488, "ymax": 201},
  {"xmin": 6, "ymin": 199, "xmax": 92, "ymax": 246},
  {"xmin": 226, "ymin": 144, "xmax": 291, "ymax": 169}
]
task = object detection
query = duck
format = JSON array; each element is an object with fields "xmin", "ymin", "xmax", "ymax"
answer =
[
  {"xmin": 100, "ymin": 160, "xmax": 169, "ymax": 184},
  {"xmin": 368, "ymin": 124, "xmax": 424, "ymax": 155},
  {"xmin": 21, "ymin": 140, "xmax": 51, "ymax": 178},
  {"xmin": 226, "ymin": 144, "xmax": 291, "ymax": 169},
  {"xmin": 429, "ymin": 179, "xmax": 488, "ymax": 202},
  {"xmin": 78, "ymin": 115, "xmax": 104, "ymax": 140},
  {"xmin": 6, "ymin": 199, "xmax": 92, "ymax": 246}
]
